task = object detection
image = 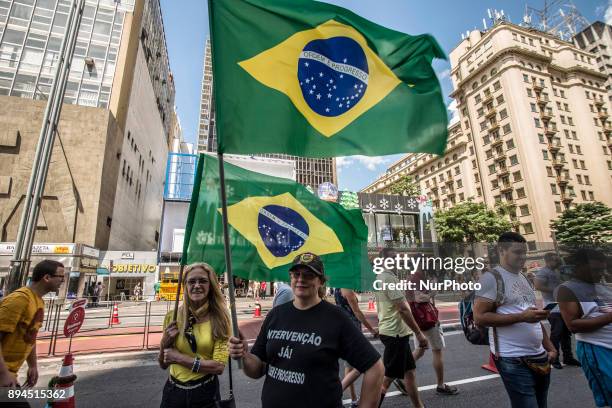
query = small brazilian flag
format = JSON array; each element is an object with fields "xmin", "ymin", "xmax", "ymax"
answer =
[
  {"xmin": 183, "ymin": 154, "xmax": 373, "ymax": 290},
  {"xmin": 209, "ymin": 0, "xmax": 448, "ymax": 157}
]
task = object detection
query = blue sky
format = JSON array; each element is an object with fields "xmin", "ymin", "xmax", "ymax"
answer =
[{"xmin": 160, "ymin": 0, "xmax": 609, "ymax": 191}]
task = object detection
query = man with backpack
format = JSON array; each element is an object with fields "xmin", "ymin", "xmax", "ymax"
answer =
[{"xmin": 474, "ymin": 232, "xmax": 557, "ymax": 408}]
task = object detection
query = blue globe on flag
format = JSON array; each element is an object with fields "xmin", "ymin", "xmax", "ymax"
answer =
[{"xmin": 298, "ymin": 36, "xmax": 369, "ymax": 117}]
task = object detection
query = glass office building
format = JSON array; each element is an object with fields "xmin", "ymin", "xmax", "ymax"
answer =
[{"xmin": 0, "ymin": 0, "xmax": 135, "ymax": 106}]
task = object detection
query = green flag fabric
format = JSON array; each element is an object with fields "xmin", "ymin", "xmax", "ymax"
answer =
[
  {"xmin": 209, "ymin": 0, "xmax": 448, "ymax": 158},
  {"xmin": 183, "ymin": 154, "xmax": 374, "ymax": 290}
]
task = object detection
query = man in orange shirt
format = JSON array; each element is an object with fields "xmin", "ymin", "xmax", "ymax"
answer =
[{"xmin": 0, "ymin": 260, "xmax": 65, "ymax": 399}]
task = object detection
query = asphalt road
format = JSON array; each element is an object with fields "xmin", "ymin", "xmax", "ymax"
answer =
[{"xmin": 25, "ymin": 331, "xmax": 596, "ymax": 408}]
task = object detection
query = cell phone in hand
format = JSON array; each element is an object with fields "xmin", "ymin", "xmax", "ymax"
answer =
[{"xmin": 543, "ymin": 302, "xmax": 558, "ymax": 311}]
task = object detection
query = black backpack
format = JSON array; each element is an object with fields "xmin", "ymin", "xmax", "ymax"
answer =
[{"xmin": 459, "ymin": 269, "xmax": 505, "ymax": 345}]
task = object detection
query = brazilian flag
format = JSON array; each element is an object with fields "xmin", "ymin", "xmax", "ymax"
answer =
[
  {"xmin": 209, "ymin": 0, "xmax": 448, "ymax": 158},
  {"xmin": 183, "ymin": 154, "xmax": 374, "ymax": 290}
]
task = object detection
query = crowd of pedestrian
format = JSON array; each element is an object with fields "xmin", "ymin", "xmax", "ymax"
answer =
[{"xmin": 0, "ymin": 233, "xmax": 609, "ymax": 408}]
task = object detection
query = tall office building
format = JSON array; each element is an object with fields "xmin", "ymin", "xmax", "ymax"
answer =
[
  {"xmin": 198, "ymin": 39, "xmax": 214, "ymax": 153},
  {"xmin": 0, "ymin": 0, "xmax": 175, "ymax": 294},
  {"xmin": 363, "ymin": 21, "xmax": 612, "ymax": 242},
  {"xmin": 573, "ymin": 21, "xmax": 612, "ymax": 102},
  {"xmin": 196, "ymin": 39, "xmax": 337, "ymax": 191}
]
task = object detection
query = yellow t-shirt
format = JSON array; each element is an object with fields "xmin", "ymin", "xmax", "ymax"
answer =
[
  {"xmin": 163, "ymin": 311, "xmax": 229, "ymax": 382},
  {"xmin": 0, "ymin": 287, "xmax": 45, "ymax": 374},
  {"xmin": 375, "ymin": 270, "xmax": 412, "ymax": 337}
]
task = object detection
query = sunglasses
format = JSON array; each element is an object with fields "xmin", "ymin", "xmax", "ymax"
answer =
[
  {"xmin": 186, "ymin": 278, "xmax": 209, "ymax": 286},
  {"xmin": 289, "ymin": 270, "xmax": 318, "ymax": 280}
]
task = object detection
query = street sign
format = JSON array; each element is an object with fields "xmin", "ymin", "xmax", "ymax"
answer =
[
  {"xmin": 63, "ymin": 306, "xmax": 85, "ymax": 337},
  {"xmin": 71, "ymin": 298, "xmax": 87, "ymax": 310}
]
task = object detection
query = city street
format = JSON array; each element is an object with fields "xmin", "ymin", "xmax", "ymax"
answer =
[{"xmin": 25, "ymin": 330, "xmax": 595, "ymax": 408}]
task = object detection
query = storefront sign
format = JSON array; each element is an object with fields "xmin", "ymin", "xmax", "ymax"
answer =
[
  {"xmin": 81, "ymin": 245, "xmax": 99, "ymax": 258},
  {"xmin": 96, "ymin": 267, "xmax": 110, "ymax": 276},
  {"xmin": 0, "ymin": 243, "xmax": 75, "ymax": 255},
  {"xmin": 111, "ymin": 264, "xmax": 157, "ymax": 273}
]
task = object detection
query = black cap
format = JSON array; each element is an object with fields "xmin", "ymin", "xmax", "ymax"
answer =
[{"xmin": 289, "ymin": 252, "xmax": 324, "ymax": 276}]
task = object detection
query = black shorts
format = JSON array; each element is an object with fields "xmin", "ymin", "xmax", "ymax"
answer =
[{"xmin": 380, "ymin": 334, "xmax": 416, "ymax": 379}]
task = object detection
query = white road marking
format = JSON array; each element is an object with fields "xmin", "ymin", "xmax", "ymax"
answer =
[{"xmin": 342, "ymin": 373, "xmax": 500, "ymax": 405}]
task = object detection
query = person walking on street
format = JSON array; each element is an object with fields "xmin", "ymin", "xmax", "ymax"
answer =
[
  {"xmin": 159, "ymin": 263, "xmax": 230, "ymax": 408},
  {"xmin": 335, "ymin": 287, "xmax": 379, "ymax": 407},
  {"xmin": 406, "ymin": 269, "xmax": 458, "ymax": 396},
  {"xmin": 535, "ymin": 253, "xmax": 581, "ymax": 369},
  {"xmin": 376, "ymin": 247, "xmax": 429, "ymax": 408},
  {"xmin": 0, "ymin": 260, "xmax": 65, "ymax": 407},
  {"xmin": 134, "ymin": 282, "xmax": 142, "ymax": 301},
  {"xmin": 260, "ymin": 281, "xmax": 267, "ymax": 300},
  {"xmin": 228, "ymin": 252, "xmax": 384, "ymax": 408},
  {"xmin": 92, "ymin": 281, "xmax": 103, "ymax": 308},
  {"xmin": 558, "ymin": 249, "xmax": 612, "ymax": 408},
  {"xmin": 474, "ymin": 232, "xmax": 557, "ymax": 408}
]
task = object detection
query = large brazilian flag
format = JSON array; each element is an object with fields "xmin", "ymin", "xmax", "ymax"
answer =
[
  {"xmin": 209, "ymin": 0, "xmax": 449, "ymax": 158},
  {"xmin": 183, "ymin": 154, "xmax": 374, "ymax": 290}
]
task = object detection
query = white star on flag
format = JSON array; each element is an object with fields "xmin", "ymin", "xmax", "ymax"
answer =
[
  {"xmin": 316, "ymin": 94, "xmax": 321, "ymax": 99},
  {"xmin": 196, "ymin": 231, "xmax": 207, "ymax": 245},
  {"xmin": 319, "ymin": 72, "xmax": 323, "ymax": 77}
]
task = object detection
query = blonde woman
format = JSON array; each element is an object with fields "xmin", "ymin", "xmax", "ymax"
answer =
[{"xmin": 159, "ymin": 263, "xmax": 230, "ymax": 408}]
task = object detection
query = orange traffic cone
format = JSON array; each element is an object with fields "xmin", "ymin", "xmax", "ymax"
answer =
[
  {"xmin": 253, "ymin": 302, "xmax": 261, "ymax": 318},
  {"xmin": 481, "ymin": 353, "xmax": 498, "ymax": 373},
  {"xmin": 368, "ymin": 298, "xmax": 375, "ymax": 311},
  {"xmin": 110, "ymin": 303, "xmax": 120, "ymax": 325},
  {"xmin": 49, "ymin": 353, "xmax": 77, "ymax": 408}
]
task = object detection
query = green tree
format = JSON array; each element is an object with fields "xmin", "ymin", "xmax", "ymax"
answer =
[
  {"xmin": 387, "ymin": 175, "xmax": 420, "ymax": 196},
  {"xmin": 550, "ymin": 202, "xmax": 612, "ymax": 244},
  {"xmin": 434, "ymin": 201, "xmax": 517, "ymax": 242}
]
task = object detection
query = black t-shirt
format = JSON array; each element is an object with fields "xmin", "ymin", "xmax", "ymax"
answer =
[{"xmin": 251, "ymin": 300, "xmax": 380, "ymax": 408}]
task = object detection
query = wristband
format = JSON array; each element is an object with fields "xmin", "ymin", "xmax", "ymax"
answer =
[{"xmin": 191, "ymin": 357, "xmax": 201, "ymax": 373}]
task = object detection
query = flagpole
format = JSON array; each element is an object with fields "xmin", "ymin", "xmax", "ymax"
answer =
[
  {"xmin": 217, "ymin": 152, "xmax": 242, "ymax": 368},
  {"xmin": 171, "ymin": 264, "xmax": 184, "ymax": 321}
]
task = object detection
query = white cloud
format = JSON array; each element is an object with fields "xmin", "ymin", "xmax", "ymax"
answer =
[
  {"xmin": 335, "ymin": 156, "xmax": 354, "ymax": 168},
  {"xmin": 447, "ymin": 99, "xmax": 460, "ymax": 125},
  {"xmin": 437, "ymin": 68, "xmax": 450, "ymax": 80},
  {"xmin": 352, "ymin": 155, "xmax": 391, "ymax": 171},
  {"xmin": 335, "ymin": 157, "xmax": 354, "ymax": 173},
  {"xmin": 606, "ymin": 0, "xmax": 612, "ymax": 25}
]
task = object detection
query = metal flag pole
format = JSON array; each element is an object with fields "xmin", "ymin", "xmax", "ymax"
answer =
[
  {"xmin": 19, "ymin": 0, "xmax": 85, "ymax": 289},
  {"xmin": 171, "ymin": 264, "xmax": 184, "ymax": 321},
  {"xmin": 217, "ymin": 152, "xmax": 242, "ymax": 368},
  {"xmin": 6, "ymin": 0, "xmax": 84, "ymax": 293}
]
